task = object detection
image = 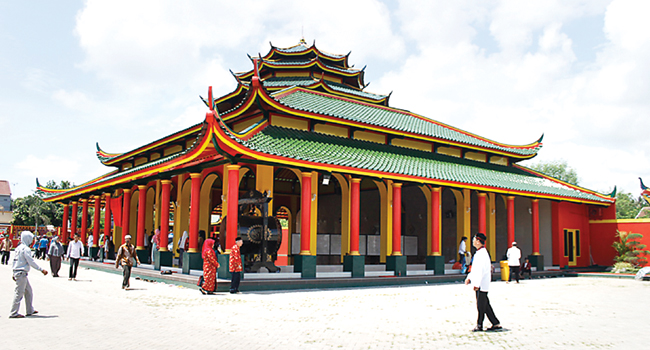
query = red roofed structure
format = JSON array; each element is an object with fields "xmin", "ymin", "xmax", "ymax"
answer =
[{"xmin": 36, "ymin": 40, "xmax": 635, "ymax": 279}]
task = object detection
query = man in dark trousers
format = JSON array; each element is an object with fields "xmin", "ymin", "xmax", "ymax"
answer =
[
  {"xmin": 229, "ymin": 237, "xmax": 243, "ymax": 294},
  {"xmin": 465, "ymin": 233, "xmax": 502, "ymax": 332},
  {"xmin": 115, "ymin": 235, "xmax": 140, "ymax": 290}
]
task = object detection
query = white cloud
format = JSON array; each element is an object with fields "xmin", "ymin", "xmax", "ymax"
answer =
[
  {"xmin": 15, "ymin": 155, "xmax": 81, "ymax": 182},
  {"xmin": 52, "ymin": 89, "xmax": 93, "ymax": 112}
]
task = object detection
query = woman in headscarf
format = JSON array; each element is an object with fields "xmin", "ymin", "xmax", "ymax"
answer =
[
  {"xmin": 179, "ymin": 231, "xmax": 189, "ymax": 268},
  {"xmin": 151, "ymin": 229, "xmax": 160, "ymax": 264},
  {"xmin": 200, "ymin": 238, "xmax": 219, "ymax": 295}
]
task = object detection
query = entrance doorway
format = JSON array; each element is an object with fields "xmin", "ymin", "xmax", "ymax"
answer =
[{"xmin": 563, "ymin": 229, "xmax": 581, "ymax": 266}]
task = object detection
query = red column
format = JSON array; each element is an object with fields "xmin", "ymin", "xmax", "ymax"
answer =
[
  {"xmin": 103, "ymin": 193, "xmax": 111, "ymax": 245},
  {"xmin": 189, "ymin": 173, "xmax": 201, "ymax": 253},
  {"xmin": 392, "ymin": 183, "xmax": 402, "ymax": 256},
  {"xmin": 532, "ymin": 199, "xmax": 540, "ymax": 255},
  {"xmin": 226, "ymin": 165, "xmax": 241, "ymax": 253},
  {"xmin": 350, "ymin": 178, "xmax": 361, "ymax": 255},
  {"xmin": 431, "ymin": 187, "xmax": 441, "ymax": 255},
  {"xmin": 478, "ymin": 193, "xmax": 487, "ymax": 234},
  {"xmin": 507, "ymin": 196, "xmax": 515, "ymax": 246},
  {"xmin": 61, "ymin": 203, "xmax": 69, "ymax": 244},
  {"xmin": 300, "ymin": 172, "xmax": 312, "ymax": 255},
  {"xmin": 92, "ymin": 196, "xmax": 100, "ymax": 247},
  {"xmin": 70, "ymin": 201, "xmax": 78, "ymax": 239},
  {"xmin": 80, "ymin": 199, "xmax": 88, "ymax": 243},
  {"xmin": 136, "ymin": 185, "xmax": 147, "ymax": 249},
  {"xmin": 159, "ymin": 180, "xmax": 172, "ymax": 252},
  {"xmin": 122, "ymin": 189, "xmax": 132, "ymax": 241}
]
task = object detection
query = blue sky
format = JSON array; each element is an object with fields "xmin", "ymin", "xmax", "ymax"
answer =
[{"xmin": 1, "ymin": 0, "xmax": 648, "ymax": 199}]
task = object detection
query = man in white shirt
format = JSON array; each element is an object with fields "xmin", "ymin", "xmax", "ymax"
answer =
[
  {"xmin": 458, "ymin": 237, "xmax": 467, "ymax": 268},
  {"xmin": 465, "ymin": 233, "xmax": 502, "ymax": 332},
  {"xmin": 507, "ymin": 242, "xmax": 521, "ymax": 284},
  {"xmin": 66, "ymin": 233, "xmax": 84, "ymax": 281}
]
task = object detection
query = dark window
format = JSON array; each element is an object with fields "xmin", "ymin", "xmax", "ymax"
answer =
[
  {"xmin": 575, "ymin": 230, "xmax": 581, "ymax": 257},
  {"xmin": 563, "ymin": 229, "xmax": 569, "ymax": 257}
]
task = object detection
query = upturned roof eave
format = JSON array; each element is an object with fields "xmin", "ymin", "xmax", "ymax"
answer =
[{"xmin": 221, "ymin": 85, "xmax": 543, "ymax": 158}]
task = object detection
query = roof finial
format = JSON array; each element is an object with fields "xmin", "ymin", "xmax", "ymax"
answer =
[
  {"xmin": 300, "ymin": 26, "xmax": 306, "ymax": 45},
  {"xmin": 208, "ymin": 86, "xmax": 213, "ymax": 111}
]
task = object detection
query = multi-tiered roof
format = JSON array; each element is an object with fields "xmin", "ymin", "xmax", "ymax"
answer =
[{"xmin": 37, "ymin": 40, "xmax": 614, "ymax": 205}]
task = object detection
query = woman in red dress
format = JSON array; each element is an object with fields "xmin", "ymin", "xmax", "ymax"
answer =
[{"xmin": 200, "ymin": 238, "xmax": 219, "ymax": 294}]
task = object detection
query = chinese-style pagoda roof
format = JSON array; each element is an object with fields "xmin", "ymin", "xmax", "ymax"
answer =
[
  {"xmin": 95, "ymin": 122, "xmax": 203, "ymax": 166},
  {"xmin": 211, "ymin": 118, "xmax": 613, "ymax": 204}
]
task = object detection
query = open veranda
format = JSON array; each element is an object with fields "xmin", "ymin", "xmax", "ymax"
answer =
[{"xmin": 2, "ymin": 263, "xmax": 648, "ymax": 349}]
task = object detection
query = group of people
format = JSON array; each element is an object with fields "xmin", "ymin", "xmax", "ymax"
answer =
[{"xmin": 199, "ymin": 236, "xmax": 242, "ymax": 295}]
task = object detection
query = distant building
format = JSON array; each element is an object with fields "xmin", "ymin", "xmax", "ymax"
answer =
[{"xmin": 0, "ymin": 180, "xmax": 12, "ymax": 234}]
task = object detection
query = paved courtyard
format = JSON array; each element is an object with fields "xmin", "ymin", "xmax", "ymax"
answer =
[{"xmin": 2, "ymin": 261, "xmax": 648, "ymax": 349}]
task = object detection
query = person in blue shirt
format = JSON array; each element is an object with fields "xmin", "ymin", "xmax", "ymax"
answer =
[{"xmin": 38, "ymin": 236, "xmax": 49, "ymax": 260}]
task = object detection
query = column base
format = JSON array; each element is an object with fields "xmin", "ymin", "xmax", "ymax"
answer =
[
  {"xmin": 294, "ymin": 255, "xmax": 316, "ymax": 279},
  {"xmin": 136, "ymin": 249, "xmax": 149, "ymax": 265},
  {"xmin": 154, "ymin": 250, "xmax": 173, "ymax": 270},
  {"xmin": 425, "ymin": 255, "xmax": 445, "ymax": 275},
  {"xmin": 386, "ymin": 255, "xmax": 407, "ymax": 277},
  {"xmin": 182, "ymin": 252, "xmax": 203, "ymax": 274},
  {"xmin": 529, "ymin": 254, "xmax": 544, "ymax": 272},
  {"xmin": 218, "ymin": 254, "xmax": 231, "ymax": 279},
  {"xmin": 343, "ymin": 255, "xmax": 365, "ymax": 278},
  {"xmin": 90, "ymin": 247, "xmax": 100, "ymax": 261}
]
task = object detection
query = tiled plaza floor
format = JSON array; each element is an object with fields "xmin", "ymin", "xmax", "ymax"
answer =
[{"xmin": 2, "ymin": 259, "xmax": 648, "ymax": 349}]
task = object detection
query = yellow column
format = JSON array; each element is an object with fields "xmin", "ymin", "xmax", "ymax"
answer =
[
  {"xmin": 255, "ymin": 165, "xmax": 274, "ymax": 216},
  {"xmin": 375, "ymin": 180, "xmax": 393, "ymax": 263},
  {"xmin": 462, "ymin": 189, "xmax": 471, "ymax": 242},
  {"xmin": 333, "ymin": 174, "xmax": 350, "ymax": 262}
]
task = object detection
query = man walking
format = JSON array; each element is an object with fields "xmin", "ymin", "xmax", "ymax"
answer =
[
  {"xmin": 47, "ymin": 236, "xmax": 64, "ymax": 277},
  {"xmin": 66, "ymin": 233, "xmax": 84, "ymax": 281},
  {"xmin": 229, "ymin": 237, "xmax": 243, "ymax": 294},
  {"xmin": 1, "ymin": 234, "xmax": 12, "ymax": 265},
  {"xmin": 507, "ymin": 242, "xmax": 521, "ymax": 284},
  {"xmin": 115, "ymin": 235, "xmax": 140, "ymax": 290},
  {"xmin": 9, "ymin": 231, "xmax": 48, "ymax": 318},
  {"xmin": 465, "ymin": 233, "xmax": 502, "ymax": 332},
  {"xmin": 38, "ymin": 235, "xmax": 48, "ymax": 260}
]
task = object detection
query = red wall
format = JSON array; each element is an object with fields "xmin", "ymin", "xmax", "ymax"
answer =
[
  {"xmin": 552, "ymin": 202, "xmax": 592, "ymax": 267},
  {"xmin": 590, "ymin": 220, "xmax": 650, "ymax": 267}
]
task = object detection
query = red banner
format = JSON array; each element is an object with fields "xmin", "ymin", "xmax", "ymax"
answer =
[{"xmin": 110, "ymin": 196, "xmax": 123, "ymax": 227}]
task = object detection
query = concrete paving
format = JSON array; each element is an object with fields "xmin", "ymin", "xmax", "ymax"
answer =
[{"xmin": 2, "ymin": 257, "xmax": 649, "ymax": 349}]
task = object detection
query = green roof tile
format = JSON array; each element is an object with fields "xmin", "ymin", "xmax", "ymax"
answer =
[
  {"xmin": 225, "ymin": 125, "xmax": 608, "ymax": 203},
  {"xmin": 274, "ymin": 90, "xmax": 540, "ymax": 156}
]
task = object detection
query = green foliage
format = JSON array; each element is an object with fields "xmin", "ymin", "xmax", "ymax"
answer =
[
  {"xmin": 11, "ymin": 180, "xmax": 74, "ymax": 227},
  {"xmin": 611, "ymin": 262, "xmax": 637, "ymax": 274},
  {"xmin": 615, "ymin": 191, "xmax": 646, "ymax": 219},
  {"xmin": 528, "ymin": 160, "xmax": 579, "ymax": 185},
  {"xmin": 11, "ymin": 195, "xmax": 52, "ymax": 227},
  {"xmin": 612, "ymin": 230, "xmax": 650, "ymax": 267}
]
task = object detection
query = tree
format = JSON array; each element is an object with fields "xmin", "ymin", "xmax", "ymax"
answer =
[
  {"xmin": 11, "ymin": 180, "xmax": 74, "ymax": 227},
  {"xmin": 11, "ymin": 195, "xmax": 51, "ymax": 227},
  {"xmin": 612, "ymin": 230, "xmax": 650, "ymax": 267},
  {"xmin": 528, "ymin": 160, "xmax": 579, "ymax": 185},
  {"xmin": 615, "ymin": 191, "xmax": 646, "ymax": 219}
]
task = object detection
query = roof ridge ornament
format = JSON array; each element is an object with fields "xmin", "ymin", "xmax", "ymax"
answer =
[
  {"xmin": 606, "ymin": 186, "xmax": 617, "ymax": 198},
  {"xmin": 641, "ymin": 177, "xmax": 648, "ymax": 190}
]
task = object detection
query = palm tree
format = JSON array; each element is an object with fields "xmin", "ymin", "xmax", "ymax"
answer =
[{"xmin": 25, "ymin": 195, "xmax": 50, "ymax": 232}]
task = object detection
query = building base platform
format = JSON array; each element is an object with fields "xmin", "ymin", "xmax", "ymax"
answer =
[{"xmin": 76, "ymin": 259, "xmax": 574, "ymax": 293}]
